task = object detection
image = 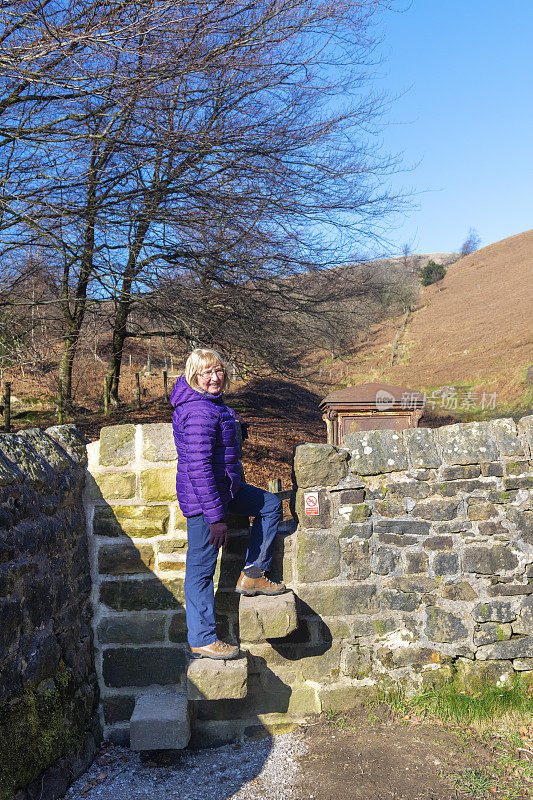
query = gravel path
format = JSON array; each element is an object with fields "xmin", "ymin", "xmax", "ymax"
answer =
[{"xmin": 65, "ymin": 732, "xmax": 307, "ymax": 800}]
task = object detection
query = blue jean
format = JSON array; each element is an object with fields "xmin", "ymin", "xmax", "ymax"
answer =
[{"xmin": 184, "ymin": 483, "xmax": 283, "ymax": 647}]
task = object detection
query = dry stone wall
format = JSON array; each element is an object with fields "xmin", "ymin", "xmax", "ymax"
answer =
[
  {"xmin": 86, "ymin": 416, "xmax": 533, "ymax": 746},
  {"xmin": 0, "ymin": 426, "xmax": 99, "ymax": 800}
]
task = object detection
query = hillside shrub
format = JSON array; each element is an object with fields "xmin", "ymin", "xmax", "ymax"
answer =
[{"xmin": 419, "ymin": 260, "xmax": 446, "ymax": 286}]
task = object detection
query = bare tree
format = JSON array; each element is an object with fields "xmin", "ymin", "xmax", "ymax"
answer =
[
  {"xmin": 1, "ymin": 0, "xmax": 402, "ymax": 403},
  {"xmin": 460, "ymin": 227, "xmax": 481, "ymax": 257}
]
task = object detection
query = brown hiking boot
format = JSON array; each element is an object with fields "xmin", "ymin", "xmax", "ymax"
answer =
[
  {"xmin": 189, "ymin": 640, "xmax": 240, "ymax": 660},
  {"xmin": 235, "ymin": 571, "xmax": 287, "ymax": 597}
]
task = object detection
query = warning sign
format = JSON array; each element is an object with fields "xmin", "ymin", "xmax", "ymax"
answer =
[{"xmin": 304, "ymin": 491, "xmax": 320, "ymax": 515}]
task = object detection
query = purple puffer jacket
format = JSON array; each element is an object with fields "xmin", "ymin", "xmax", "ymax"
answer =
[{"xmin": 170, "ymin": 375, "xmax": 242, "ymax": 523}]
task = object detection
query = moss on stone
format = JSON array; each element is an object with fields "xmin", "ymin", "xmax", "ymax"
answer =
[{"xmin": 0, "ymin": 662, "xmax": 89, "ymax": 800}]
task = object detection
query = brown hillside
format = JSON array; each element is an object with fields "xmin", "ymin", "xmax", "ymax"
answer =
[{"xmin": 342, "ymin": 229, "xmax": 533, "ymax": 414}]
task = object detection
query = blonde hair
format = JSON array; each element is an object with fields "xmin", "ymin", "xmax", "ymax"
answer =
[{"xmin": 184, "ymin": 348, "xmax": 230, "ymax": 393}]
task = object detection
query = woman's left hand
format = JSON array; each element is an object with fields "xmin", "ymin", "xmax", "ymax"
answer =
[{"xmin": 209, "ymin": 521, "xmax": 228, "ymax": 549}]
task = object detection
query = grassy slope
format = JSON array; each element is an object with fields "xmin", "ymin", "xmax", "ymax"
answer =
[{"xmin": 330, "ymin": 230, "xmax": 533, "ymax": 417}]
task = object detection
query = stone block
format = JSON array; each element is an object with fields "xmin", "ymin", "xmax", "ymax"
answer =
[
  {"xmin": 386, "ymin": 481, "xmax": 430, "ymax": 500},
  {"xmin": 103, "ymin": 647, "xmax": 187, "ymax": 686},
  {"xmin": 18, "ymin": 429, "xmax": 74, "ymax": 472},
  {"xmin": 517, "ymin": 414, "xmax": 533, "ymax": 459},
  {"xmin": 0, "ymin": 434, "xmax": 54, "ymax": 485},
  {"xmin": 441, "ymin": 465, "xmax": 481, "ymax": 480},
  {"xmin": 345, "ymin": 429, "xmax": 407, "ymax": 475},
  {"xmin": 487, "ymin": 584, "xmax": 533, "ymax": 597},
  {"xmin": 339, "ymin": 489, "xmax": 365, "ymax": 504},
  {"xmin": 239, "ymin": 592, "xmax": 298, "ymax": 642},
  {"xmin": 387, "ymin": 576, "xmax": 437, "ymax": 593},
  {"xmin": 463, "ymin": 546, "xmax": 518, "ymax": 574},
  {"xmin": 438, "ymin": 479, "xmax": 487, "ymax": 496},
  {"xmin": 158, "ymin": 537, "xmax": 188, "ymax": 554},
  {"xmin": 100, "ymin": 577, "xmax": 184, "ymax": 610},
  {"xmin": 299, "ymin": 643, "xmax": 342, "ymax": 681},
  {"xmin": 343, "ymin": 644, "xmax": 372, "ymax": 679},
  {"xmin": 422, "ymin": 665, "xmax": 454, "ymax": 691},
  {"xmin": 424, "ymin": 536, "xmax": 453, "ymax": 550},
  {"xmin": 339, "ymin": 522, "xmax": 373, "ymax": 539},
  {"xmin": 481, "ymin": 462, "xmax": 504, "ymax": 477},
  {"xmin": 296, "ymin": 531, "xmax": 340, "ymax": 582},
  {"xmin": 97, "ymin": 614, "xmax": 166, "ymax": 644},
  {"xmin": 93, "ymin": 505, "xmax": 171, "ymax": 538},
  {"xmin": 473, "ymin": 601, "xmax": 516, "ymax": 623},
  {"xmin": 425, "ymin": 607, "xmax": 468, "ymax": 643},
  {"xmin": 413, "ymin": 499, "xmax": 459, "ymax": 520},
  {"xmin": 441, "ymin": 582, "xmax": 477, "ymax": 601},
  {"xmin": 502, "ymin": 476, "xmax": 533, "ymax": 491},
  {"xmin": 478, "ymin": 521, "xmax": 510, "ymax": 536},
  {"xmin": 98, "ymin": 542, "xmax": 154, "ymax": 575},
  {"xmin": 298, "ymin": 583, "xmax": 379, "ymax": 617},
  {"xmin": 467, "ymin": 501, "xmax": 497, "ymax": 520},
  {"xmin": 130, "ymin": 693, "xmax": 190, "ymax": 750},
  {"xmin": 295, "ymin": 489, "xmax": 331, "ymax": 528},
  {"xmin": 371, "ymin": 547, "xmax": 399, "ymax": 575},
  {"xmin": 491, "ymin": 418, "xmax": 525, "ymax": 457},
  {"xmin": 454, "ymin": 659, "xmax": 515, "ymax": 692},
  {"xmin": 102, "ymin": 694, "xmax": 135, "ymax": 723},
  {"xmin": 90, "ymin": 472, "xmax": 136, "ymax": 502},
  {"xmin": 157, "ymin": 555, "xmax": 187, "ymax": 573},
  {"xmin": 187, "ymin": 654, "xmax": 247, "ymax": 700},
  {"xmin": 341, "ymin": 540, "xmax": 371, "ymax": 580},
  {"xmin": 317, "ymin": 683, "xmax": 375, "ymax": 712},
  {"xmin": 473, "ymin": 623, "xmax": 512, "ymax": 646},
  {"xmin": 432, "ymin": 520, "xmax": 473, "ymax": 534},
  {"xmin": 100, "ymin": 425, "xmax": 136, "ymax": 466},
  {"xmin": 514, "ymin": 596, "xmax": 533, "ymax": 634},
  {"xmin": 380, "ymin": 533, "xmax": 419, "ymax": 547},
  {"xmin": 436, "ymin": 421, "xmax": 499, "ymax": 465},
  {"xmin": 341, "ymin": 503, "xmax": 372, "ymax": 523},
  {"xmin": 141, "ymin": 423, "xmax": 176, "ymax": 462},
  {"xmin": 403, "ymin": 427, "xmax": 441, "ymax": 468},
  {"xmin": 405, "ymin": 552, "xmax": 429, "ymax": 573},
  {"xmin": 373, "ymin": 519, "xmax": 431, "ymax": 537},
  {"xmin": 476, "ymin": 637, "xmax": 533, "ymax": 660},
  {"xmin": 380, "ymin": 590, "xmax": 419, "ymax": 612},
  {"xmin": 168, "ymin": 612, "xmax": 188, "ymax": 642},
  {"xmin": 504, "ymin": 460, "xmax": 530, "ymax": 476},
  {"xmin": 293, "ymin": 443, "xmax": 349, "ymax": 488},
  {"xmin": 373, "ymin": 500, "xmax": 404, "ymax": 518},
  {"xmin": 45, "ymin": 424, "xmax": 89, "ymax": 465},
  {"xmin": 433, "ymin": 552, "xmax": 459, "ymax": 576},
  {"xmin": 140, "ymin": 468, "xmax": 177, "ymax": 502}
]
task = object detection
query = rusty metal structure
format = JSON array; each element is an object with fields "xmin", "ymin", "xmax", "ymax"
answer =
[{"xmin": 320, "ymin": 382, "xmax": 424, "ymax": 446}]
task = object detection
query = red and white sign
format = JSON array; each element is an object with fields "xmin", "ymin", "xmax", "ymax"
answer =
[{"xmin": 304, "ymin": 491, "xmax": 320, "ymax": 515}]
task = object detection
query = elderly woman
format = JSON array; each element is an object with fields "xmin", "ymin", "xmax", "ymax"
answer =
[{"xmin": 170, "ymin": 348, "xmax": 286, "ymax": 660}]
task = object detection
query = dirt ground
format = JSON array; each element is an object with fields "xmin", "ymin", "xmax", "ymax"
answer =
[{"xmin": 292, "ymin": 708, "xmax": 533, "ymax": 800}]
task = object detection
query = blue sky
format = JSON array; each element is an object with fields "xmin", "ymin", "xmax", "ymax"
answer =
[{"xmin": 374, "ymin": 0, "xmax": 533, "ymax": 255}]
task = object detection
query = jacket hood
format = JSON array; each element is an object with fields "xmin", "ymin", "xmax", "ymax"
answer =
[{"xmin": 170, "ymin": 374, "xmax": 223, "ymax": 408}]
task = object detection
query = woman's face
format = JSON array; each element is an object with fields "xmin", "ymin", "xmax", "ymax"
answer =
[{"xmin": 196, "ymin": 362, "xmax": 225, "ymax": 395}]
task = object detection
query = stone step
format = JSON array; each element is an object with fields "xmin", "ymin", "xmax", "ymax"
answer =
[
  {"xmin": 239, "ymin": 590, "xmax": 298, "ymax": 642},
  {"xmin": 130, "ymin": 692, "xmax": 190, "ymax": 751},
  {"xmin": 187, "ymin": 653, "xmax": 248, "ymax": 700}
]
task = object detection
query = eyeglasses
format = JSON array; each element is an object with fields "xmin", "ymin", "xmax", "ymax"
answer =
[{"xmin": 198, "ymin": 367, "xmax": 225, "ymax": 379}]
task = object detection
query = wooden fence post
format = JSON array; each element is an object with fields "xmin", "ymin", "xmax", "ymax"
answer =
[
  {"xmin": 103, "ymin": 377, "xmax": 110, "ymax": 416},
  {"xmin": 268, "ymin": 478, "xmax": 282, "ymax": 493},
  {"xmin": 135, "ymin": 373, "xmax": 141, "ymax": 409},
  {"xmin": 57, "ymin": 383, "xmax": 63, "ymax": 424},
  {"xmin": 3, "ymin": 382, "xmax": 10, "ymax": 432},
  {"xmin": 163, "ymin": 370, "xmax": 169, "ymax": 402}
]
